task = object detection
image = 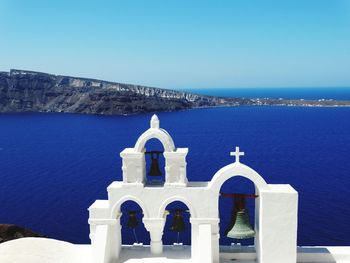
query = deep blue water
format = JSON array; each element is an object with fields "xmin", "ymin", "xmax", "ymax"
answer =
[
  {"xmin": 1, "ymin": 106, "xmax": 350, "ymax": 246},
  {"xmin": 177, "ymin": 87, "xmax": 350, "ymax": 100}
]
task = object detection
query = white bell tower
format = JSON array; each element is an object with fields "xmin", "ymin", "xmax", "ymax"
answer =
[
  {"xmin": 120, "ymin": 114, "xmax": 188, "ymax": 186},
  {"xmin": 88, "ymin": 115, "xmax": 298, "ymax": 263}
]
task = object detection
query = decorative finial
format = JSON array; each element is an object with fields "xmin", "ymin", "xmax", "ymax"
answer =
[
  {"xmin": 230, "ymin": 147, "xmax": 244, "ymax": 163},
  {"xmin": 150, "ymin": 114, "xmax": 160, "ymax": 129}
]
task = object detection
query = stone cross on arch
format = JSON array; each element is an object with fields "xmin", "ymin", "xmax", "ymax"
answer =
[{"xmin": 230, "ymin": 146, "xmax": 245, "ymax": 163}]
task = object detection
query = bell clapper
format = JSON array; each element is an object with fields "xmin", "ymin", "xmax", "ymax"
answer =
[
  {"xmin": 132, "ymin": 228, "xmax": 139, "ymax": 244},
  {"xmin": 174, "ymin": 232, "xmax": 183, "ymax": 247}
]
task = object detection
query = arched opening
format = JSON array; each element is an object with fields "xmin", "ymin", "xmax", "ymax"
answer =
[
  {"xmin": 161, "ymin": 200, "xmax": 192, "ymax": 259},
  {"xmin": 119, "ymin": 201, "xmax": 150, "ymax": 245},
  {"xmin": 144, "ymin": 138, "xmax": 166, "ymax": 185},
  {"xmin": 219, "ymin": 176, "xmax": 257, "ymax": 247}
]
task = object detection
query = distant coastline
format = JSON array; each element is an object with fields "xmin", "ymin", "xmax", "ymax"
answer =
[
  {"xmin": 177, "ymin": 87, "xmax": 350, "ymax": 100},
  {"xmin": 1, "ymin": 69, "xmax": 349, "ymax": 116}
]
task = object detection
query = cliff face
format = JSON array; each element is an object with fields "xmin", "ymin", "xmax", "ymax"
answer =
[
  {"xmin": 0, "ymin": 70, "xmax": 245, "ymax": 115},
  {"xmin": 0, "ymin": 69, "xmax": 349, "ymax": 115}
]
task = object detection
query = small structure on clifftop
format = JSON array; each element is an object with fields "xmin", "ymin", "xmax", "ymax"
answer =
[{"xmin": 88, "ymin": 115, "xmax": 298, "ymax": 263}]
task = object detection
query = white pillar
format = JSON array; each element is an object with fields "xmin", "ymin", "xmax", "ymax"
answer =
[
  {"xmin": 257, "ymin": 185, "xmax": 298, "ymax": 263},
  {"xmin": 143, "ymin": 218, "xmax": 166, "ymax": 254},
  {"xmin": 163, "ymin": 148, "xmax": 188, "ymax": 186},
  {"xmin": 108, "ymin": 217, "xmax": 122, "ymax": 260},
  {"xmin": 190, "ymin": 219, "xmax": 219, "ymax": 263},
  {"xmin": 211, "ymin": 222, "xmax": 220, "ymax": 263},
  {"xmin": 150, "ymin": 229, "xmax": 163, "ymax": 254},
  {"xmin": 190, "ymin": 221, "xmax": 199, "ymax": 260},
  {"xmin": 120, "ymin": 148, "xmax": 145, "ymax": 184},
  {"xmin": 198, "ymin": 224, "xmax": 213, "ymax": 263},
  {"xmin": 89, "ymin": 219, "xmax": 121, "ymax": 263},
  {"xmin": 92, "ymin": 225, "xmax": 109, "ymax": 263}
]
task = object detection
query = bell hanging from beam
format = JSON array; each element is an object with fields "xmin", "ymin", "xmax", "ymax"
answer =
[
  {"xmin": 147, "ymin": 151, "xmax": 162, "ymax": 176},
  {"xmin": 169, "ymin": 209, "xmax": 186, "ymax": 232},
  {"xmin": 225, "ymin": 195, "xmax": 255, "ymax": 239},
  {"xmin": 126, "ymin": 210, "xmax": 139, "ymax": 243},
  {"xmin": 127, "ymin": 210, "xmax": 139, "ymax": 229},
  {"xmin": 169, "ymin": 209, "xmax": 186, "ymax": 244}
]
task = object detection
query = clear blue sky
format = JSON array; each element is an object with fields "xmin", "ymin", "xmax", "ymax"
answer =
[{"xmin": 0, "ymin": 0, "xmax": 349, "ymax": 89}]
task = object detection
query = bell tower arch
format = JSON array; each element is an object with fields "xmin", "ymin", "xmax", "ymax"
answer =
[
  {"xmin": 209, "ymin": 147, "xmax": 269, "ymax": 195},
  {"xmin": 207, "ymin": 147, "xmax": 298, "ymax": 263},
  {"xmin": 134, "ymin": 114, "xmax": 175, "ymax": 153},
  {"xmin": 120, "ymin": 115, "xmax": 188, "ymax": 186}
]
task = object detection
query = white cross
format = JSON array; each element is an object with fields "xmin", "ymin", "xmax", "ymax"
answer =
[{"xmin": 230, "ymin": 147, "xmax": 245, "ymax": 163}]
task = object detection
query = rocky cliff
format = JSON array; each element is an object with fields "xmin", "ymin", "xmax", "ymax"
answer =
[
  {"xmin": 0, "ymin": 70, "xmax": 246, "ymax": 115},
  {"xmin": 0, "ymin": 224, "xmax": 44, "ymax": 243},
  {"xmin": 0, "ymin": 69, "xmax": 349, "ymax": 115}
]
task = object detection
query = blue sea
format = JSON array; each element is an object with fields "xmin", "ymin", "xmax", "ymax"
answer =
[{"xmin": 1, "ymin": 88, "xmax": 350, "ymax": 247}]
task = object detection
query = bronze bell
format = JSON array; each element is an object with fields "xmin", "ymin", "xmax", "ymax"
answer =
[
  {"xmin": 148, "ymin": 151, "xmax": 162, "ymax": 176},
  {"xmin": 127, "ymin": 211, "xmax": 139, "ymax": 229},
  {"xmin": 225, "ymin": 196, "xmax": 255, "ymax": 239},
  {"xmin": 169, "ymin": 209, "xmax": 186, "ymax": 232}
]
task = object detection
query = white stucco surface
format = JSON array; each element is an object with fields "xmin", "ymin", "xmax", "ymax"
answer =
[
  {"xmin": 1, "ymin": 239, "xmax": 350, "ymax": 263},
  {"xmin": 0, "ymin": 238, "xmax": 91, "ymax": 263}
]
